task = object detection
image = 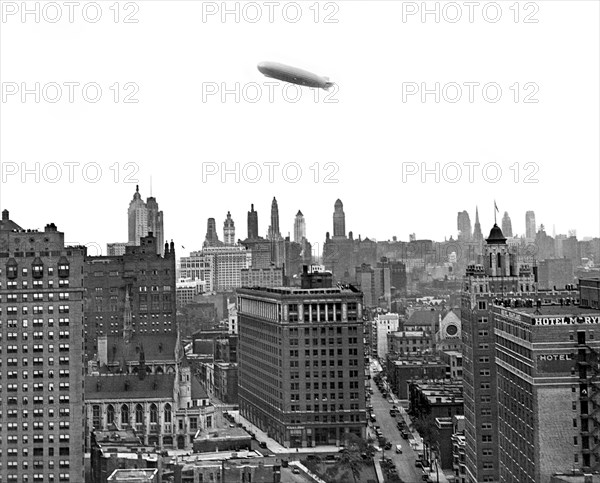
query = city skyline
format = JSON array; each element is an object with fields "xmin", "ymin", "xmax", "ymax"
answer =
[{"xmin": 0, "ymin": 190, "xmax": 597, "ymax": 258}]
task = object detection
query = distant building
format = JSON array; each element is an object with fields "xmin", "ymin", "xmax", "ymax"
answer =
[
  {"xmin": 223, "ymin": 211, "xmax": 235, "ymax": 246},
  {"xmin": 387, "ymin": 330, "xmax": 430, "ymax": 356},
  {"xmin": 501, "ymin": 211, "xmax": 513, "ymax": 238},
  {"xmin": 204, "ymin": 218, "xmax": 222, "ymax": 247},
  {"xmin": 294, "ymin": 210, "xmax": 306, "ymax": 243},
  {"xmin": 537, "ymin": 258, "xmax": 575, "ymax": 290},
  {"xmin": 408, "ymin": 381, "xmax": 463, "ymax": 420},
  {"xmin": 374, "ymin": 313, "xmax": 400, "ymax": 356},
  {"xmin": 525, "ymin": 210, "xmax": 536, "ymax": 240},
  {"xmin": 107, "ymin": 242, "xmax": 134, "ymax": 256},
  {"xmin": 247, "ymin": 204, "xmax": 259, "ymax": 240},
  {"xmin": 385, "ymin": 356, "xmax": 450, "ymax": 399},
  {"xmin": 457, "ymin": 211, "xmax": 472, "ymax": 241},
  {"xmin": 179, "ymin": 247, "xmax": 251, "ymax": 292},
  {"xmin": 127, "ymin": 185, "xmax": 164, "ymax": 255},
  {"xmin": 580, "ymin": 277, "xmax": 600, "ymax": 309},
  {"xmin": 176, "ymin": 277, "xmax": 206, "ymax": 307},
  {"xmin": 440, "ymin": 350, "xmax": 463, "ymax": 380},
  {"xmin": 241, "ymin": 267, "xmax": 284, "ymax": 288}
]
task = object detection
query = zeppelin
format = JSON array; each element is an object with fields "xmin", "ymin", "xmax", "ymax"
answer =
[{"xmin": 257, "ymin": 61, "xmax": 334, "ymax": 90}]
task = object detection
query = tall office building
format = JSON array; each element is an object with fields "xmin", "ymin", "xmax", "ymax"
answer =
[
  {"xmin": 223, "ymin": 211, "xmax": 235, "ymax": 246},
  {"xmin": 333, "ymin": 199, "xmax": 346, "ymax": 238},
  {"xmin": 84, "ymin": 235, "xmax": 177, "ymax": 360},
  {"xmin": 501, "ymin": 212, "xmax": 513, "ymax": 238},
  {"xmin": 461, "ymin": 223, "xmax": 536, "ymax": 483},
  {"xmin": 0, "ymin": 211, "xmax": 86, "ymax": 483},
  {"xmin": 204, "ymin": 218, "xmax": 222, "ymax": 247},
  {"xmin": 525, "ymin": 211, "xmax": 536, "ymax": 240},
  {"xmin": 237, "ymin": 270, "xmax": 366, "ymax": 447},
  {"xmin": 472, "ymin": 207, "xmax": 483, "ymax": 244},
  {"xmin": 492, "ymin": 294, "xmax": 597, "ymax": 482},
  {"xmin": 127, "ymin": 185, "xmax": 164, "ymax": 254},
  {"xmin": 294, "ymin": 210, "xmax": 306, "ymax": 243},
  {"xmin": 267, "ymin": 197, "xmax": 281, "ymax": 241},
  {"xmin": 247, "ymin": 204, "xmax": 259, "ymax": 240},
  {"xmin": 457, "ymin": 211, "xmax": 473, "ymax": 241}
]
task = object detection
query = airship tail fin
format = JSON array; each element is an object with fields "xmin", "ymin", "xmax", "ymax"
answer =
[{"xmin": 323, "ymin": 80, "xmax": 335, "ymax": 91}]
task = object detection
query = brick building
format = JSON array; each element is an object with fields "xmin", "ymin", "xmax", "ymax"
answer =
[
  {"xmin": 84, "ymin": 234, "xmax": 176, "ymax": 361},
  {"xmin": 237, "ymin": 271, "xmax": 367, "ymax": 447},
  {"xmin": 0, "ymin": 211, "xmax": 85, "ymax": 483}
]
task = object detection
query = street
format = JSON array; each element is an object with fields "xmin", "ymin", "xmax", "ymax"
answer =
[{"xmin": 369, "ymin": 383, "xmax": 425, "ymax": 483}]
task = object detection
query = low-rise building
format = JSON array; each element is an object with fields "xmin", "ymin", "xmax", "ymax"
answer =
[
  {"xmin": 408, "ymin": 381, "xmax": 463, "ymax": 420},
  {"xmin": 388, "ymin": 330, "xmax": 431, "ymax": 355},
  {"xmin": 440, "ymin": 350, "xmax": 463, "ymax": 380},
  {"xmin": 386, "ymin": 355, "xmax": 450, "ymax": 399},
  {"xmin": 107, "ymin": 469, "xmax": 158, "ymax": 483},
  {"xmin": 192, "ymin": 427, "xmax": 252, "ymax": 453},
  {"xmin": 451, "ymin": 415, "xmax": 466, "ymax": 483}
]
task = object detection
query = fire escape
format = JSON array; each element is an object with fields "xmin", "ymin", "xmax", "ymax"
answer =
[{"xmin": 576, "ymin": 331, "xmax": 600, "ymax": 471}]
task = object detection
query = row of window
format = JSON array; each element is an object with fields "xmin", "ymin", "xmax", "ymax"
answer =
[
  {"xmin": 3, "ymin": 305, "xmax": 70, "ymax": 315},
  {"xmin": 3, "ymin": 318, "xmax": 70, "ymax": 328},
  {"xmin": 2, "ymin": 369, "xmax": 69, "ymax": 378},
  {"xmin": 6, "ymin": 356, "xmax": 70, "ymax": 365},
  {"xmin": 5, "ymin": 279, "xmax": 69, "ymax": 288},
  {"xmin": 5, "ymin": 343, "xmax": 71, "ymax": 353}
]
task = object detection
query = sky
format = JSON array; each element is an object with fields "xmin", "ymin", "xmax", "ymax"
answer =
[{"xmin": 1, "ymin": 1, "xmax": 599, "ymax": 257}]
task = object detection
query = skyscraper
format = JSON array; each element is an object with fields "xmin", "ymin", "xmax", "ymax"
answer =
[
  {"xmin": 247, "ymin": 204, "xmax": 259, "ymax": 240},
  {"xmin": 204, "ymin": 218, "xmax": 222, "ymax": 247},
  {"xmin": 457, "ymin": 210, "xmax": 472, "ymax": 241},
  {"xmin": 472, "ymin": 206, "xmax": 483, "ymax": 244},
  {"xmin": 333, "ymin": 199, "xmax": 346, "ymax": 238},
  {"xmin": 127, "ymin": 185, "xmax": 164, "ymax": 255},
  {"xmin": 501, "ymin": 211, "xmax": 513, "ymax": 237},
  {"xmin": 268, "ymin": 197, "xmax": 281, "ymax": 240},
  {"xmin": 0, "ymin": 211, "xmax": 86, "ymax": 482},
  {"xmin": 461, "ymin": 223, "xmax": 535, "ymax": 483},
  {"xmin": 237, "ymin": 271, "xmax": 366, "ymax": 448},
  {"xmin": 294, "ymin": 210, "xmax": 306, "ymax": 242},
  {"xmin": 525, "ymin": 210, "xmax": 536, "ymax": 240},
  {"xmin": 223, "ymin": 211, "xmax": 235, "ymax": 245}
]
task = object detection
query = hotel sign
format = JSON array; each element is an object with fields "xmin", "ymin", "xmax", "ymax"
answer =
[
  {"xmin": 533, "ymin": 316, "xmax": 600, "ymax": 326},
  {"xmin": 537, "ymin": 353, "xmax": 574, "ymax": 374}
]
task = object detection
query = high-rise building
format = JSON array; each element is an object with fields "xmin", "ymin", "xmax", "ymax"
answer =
[
  {"xmin": 333, "ymin": 199, "xmax": 346, "ymax": 238},
  {"xmin": 457, "ymin": 211, "xmax": 472, "ymax": 241},
  {"xmin": 525, "ymin": 210, "xmax": 536, "ymax": 240},
  {"xmin": 501, "ymin": 211, "xmax": 513, "ymax": 238},
  {"xmin": 204, "ymin": 218, "xmax": 222, "ymax": 247},
  {"xmin": 0, "ymin": 211, "xmax": 86, "ymax": 483},
  {"xmin": 268, "ymin": 197, "xmax": 281, "ymax": 240},
  {"xmin": 127, "ymin": 185, "xmax": 164, "ymax": 255},
  {"xmin": 492, "ymin": 294, "xmax": 598, "ymax": 482},
  {"xmin": 247, "ymin": 204, "xmax": 259, "ymax": 240},
  {"xmin": 223, "ymin": 211, "xmax": 235, "ymax": 245},
  {"xmin": 237, "ymin": 272, "xmax": 366, "ymax": 447},
  {"xmin": 84, "ymin": 235, "xmax": 177, "ymax": 360},
  {"xmin": 294, "ymin": 210, "xmax": 306, "ymax": 243},
  {"xmin": 461, "ymin": 223, "xmax": 535, "ymax": 483},
  {"xmin": 472, "ymin": 206, "xmax": 483, "ymax": 244}
]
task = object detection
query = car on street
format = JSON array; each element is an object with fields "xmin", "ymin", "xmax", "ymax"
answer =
[
  {"xmin": 292, "ymin": 468, "xmax": 301, "ymax": 474},
  {"xmin": 384, "ymin": 442, "xmax": 392, "ymax": 450},
  {"xmin": 395, "ymin": 444, "xmax": 402, "ymax": 454},
  {"xmin": 259, "ymin": 442, "xmax": 268, "ymax": 448},
  {"xmin": 401, "ymin": 430, "xmax": 409, "ymax": 439}
]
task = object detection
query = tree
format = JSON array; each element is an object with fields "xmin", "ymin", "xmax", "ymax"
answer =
[{"xmin": 333, "ymin": 448, "xmax": 362, "ymax": 483}]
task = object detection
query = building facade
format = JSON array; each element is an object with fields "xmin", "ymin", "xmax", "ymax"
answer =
[
  {"xmin": 83, "ymin": 235, "xmax": 177, "ymax": 360},
  {"xmin": 0, "ymin": 212, "xmax": 85, "ymax": 483},
  {"xmin": 237, "ymin": 274, "xmax": 367, "ymax": 447},
  {"xmin": 127, "ymin": 186, "xmax": 164, "ymax": 254}
]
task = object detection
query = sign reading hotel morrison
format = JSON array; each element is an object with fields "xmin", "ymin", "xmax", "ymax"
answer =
[{"xmin": 533, "ymin": 315, "xmax": 600, "ymax": 326}]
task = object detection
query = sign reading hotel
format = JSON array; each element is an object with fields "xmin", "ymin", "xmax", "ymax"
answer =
[
  {"xmin": 533, "ymin": 315, "xmax": 600, "ymax": 326},
  {"xmin": 537, "ymin": 353, "xmax": 574, "ymax": 374}
]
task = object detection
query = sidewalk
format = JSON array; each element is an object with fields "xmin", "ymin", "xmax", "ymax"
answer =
[{"xmin": 228, "ymin": 410, "xmax": 340, "ymax": 454}]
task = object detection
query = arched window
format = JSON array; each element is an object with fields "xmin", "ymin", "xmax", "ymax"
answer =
[
  {"xmin": 164, "ymin": 403, "xmax": 172, "ymax": 423},
  {"xmin": 121, "ymin": 404, "xmax": 129, "ymax": 425},
  {"xmin": 135, "ymin": 404, "xmax": 144, "ymax": 424},
  {"xmin": 150, "ymin": 404, "xmax": 158, "ymax": 424},
  {"xmin": 107, "ymin": 405, "xmax": 115, "ymax": 425},
  {"xmin": 497, "ymin": 253, "xmax": 502, "ymax": 269}
]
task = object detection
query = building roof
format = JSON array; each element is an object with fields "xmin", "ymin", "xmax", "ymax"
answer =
[
  {"xmin": 86, "ymin": 374, "xmax": 175, "ymax": 400},
  {"xmin": 107, "ymin": 333, "xmax": 178, "ymax": 364},
  {"xmin": 407, "ymin": 310, "xmax": 440, "ymax": 326},
  {"xmin": 486, "ymin": 223, "xmax": 507, "ymax": 244},
  {"xmin": 0, "ymin": 210, "xmax": 23, "ymax": 232}
]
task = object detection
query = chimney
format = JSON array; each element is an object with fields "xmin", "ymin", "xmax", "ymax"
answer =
[{"xmin": 2, "ymin": 209, "xmax": 8, "ymax": 220}]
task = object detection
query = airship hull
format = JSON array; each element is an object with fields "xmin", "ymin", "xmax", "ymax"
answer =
[{"xmin": 257, "ymin": 62, "xmax": 334, "ymax": 90}]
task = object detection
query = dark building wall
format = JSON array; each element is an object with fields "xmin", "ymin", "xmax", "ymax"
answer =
[{"xmin": 84, "ymin": 235, "xmax": 176, "ymax": 360}]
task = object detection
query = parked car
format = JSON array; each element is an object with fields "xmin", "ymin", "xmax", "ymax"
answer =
[
  {"xmin": 292, "ymin": 468, "xmax": 301, "ymax": 474},
  {"xmin": 401, "ymin": 430, "xmax": 409, "ymax": 439},
  {"xmin": 259, "ymin": 442, "xmax": 268, "ymax": 448},
  {"xmin": 384, "ymin": 442, "xmax": 392, "ymax": 450},
  {"xmin": 395, "ymin": 444, "xmax": 402, "ymax": 454}
]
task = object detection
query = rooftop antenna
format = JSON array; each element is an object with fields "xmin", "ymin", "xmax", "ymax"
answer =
[
  {"xmin": 494, "ymin": 200, "xmax": 499, "ymax": 225},
  {"xmin": 150, "ymin": 176, "xmax": 152, "ymax": 197}
]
